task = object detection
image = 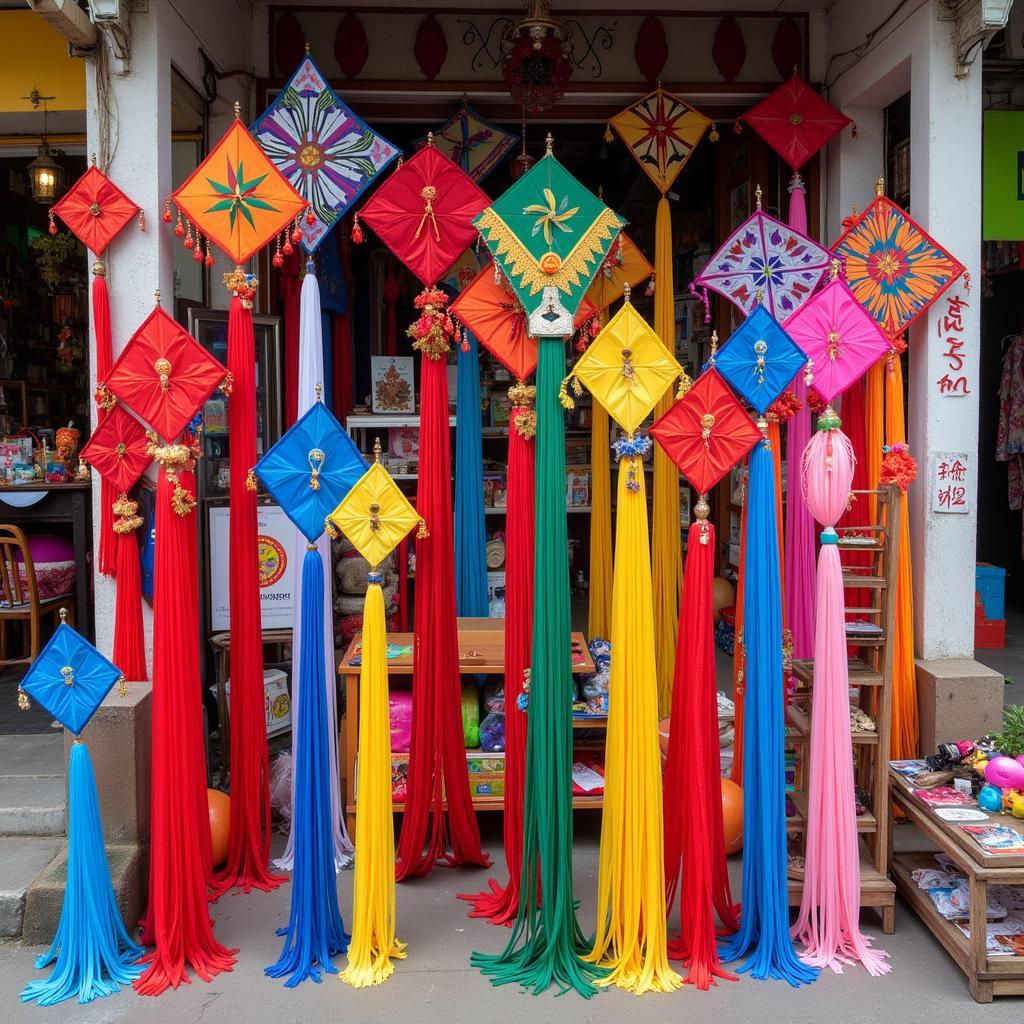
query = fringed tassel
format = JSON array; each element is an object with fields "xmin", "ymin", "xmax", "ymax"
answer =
[
  {"xmin": 838, "ymin": 376, "xmax": 872, "ymax": 614},
  {"xmin": 792, "ymin": 423, "xmax": 890, "ymax": 977},
  {"xmin": 587, "ymin": 398, "xmax": 613, "ymax": 641},
  {"xmin": 395, "ymin": 353, "xmax": 488, "ymax": 878},
  {"xmin": 136, "ymin": 462, "xmax": 236, "ymax": 996},
  {"xmin": 785, "ymin": 374, "xmax": 816, "ymax": 660},
  {"xmin": 212, "ymin": 289, "xmax": 283, "ymax": 897},
  {"xmin": 665, "ymin": 517, "xmax": 740, "ymax": 989},
  {"xmin": 585, "ymin": 439, "xmax": 680, "ymax": 995},
  {"xmin": 787, "ymin": 172, "xmax": 808, "ymax": 234},
  {"xmin": 652, "ymin": 195, "xmax": 681, "ymax": 719},
  {"xmin": 719, "ymin": 440, "xmax": 819, "ymax": 987},
  {"xmin": 21, "ymin": 743, "xmax": 143, "ymax": 1006},
  {"xmin": 266, "ymin": 546, "xmax": 349, "ymax": 986},
  {"xmin": 885, "ymin": 356, "xmax": 918, "ymax": 758},
  {"xmin": 340, "ymin": 580, "xmax": 406, "ymax": 987},
  {"xmin": 112, "ymin": 496, "xmax": 147, "ymax": 681},
  {"xmin": 93, "ymin": 265, "xmax": 117, "ymax": 578},
  {"xmin": 730, "ymin": 483, "xmax": 748, "ymax": 785},
  {"xmin": 472, "ymin": 341, "xmax": 606, "ymax": 998},
  {"xmin": 454, "ymin": 329, "xmax": 488, "ymax": 617},
  {"xmin": 459, "ymin": 395, "xmax": 536, "ymax": 925}
]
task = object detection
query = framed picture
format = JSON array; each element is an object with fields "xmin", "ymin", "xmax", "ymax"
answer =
[{"xmin": 371, "ymin": 355, "xmax": 414, "ymax": 414}]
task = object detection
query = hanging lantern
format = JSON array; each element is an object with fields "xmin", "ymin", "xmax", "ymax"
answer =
[{"xmin": 501, "ymin": 1, "xmax": 574, "ymax": 114}]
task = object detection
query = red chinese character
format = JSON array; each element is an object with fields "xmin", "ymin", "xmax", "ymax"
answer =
[
  {"xmin": 937, "ymin": 484, "xmax": 967, "ymax": 509},
  {"xmin": 943, "ymin": 337, "xmax": 965, "ymax": 371},
  {"xmin": 948, "ymin": 459, "xmax": 967, "ymax": 482},
  {"xmin": 942, "ymin": 294, "xmax": 969, "ymax": 333},
  {"xmin": 937, "ymin": 374, "xmax": 971, "ymax": 395}
]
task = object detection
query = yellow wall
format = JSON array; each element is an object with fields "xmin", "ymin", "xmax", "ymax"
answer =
[{"xmin": 0, "ymin": 11, "xmax": 85, "ymax": 113}]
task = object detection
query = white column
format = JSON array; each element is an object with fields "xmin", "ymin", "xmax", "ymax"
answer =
[
  {"xmin": 85, "ymin": 7, "xmax": 174, "ymax": 662},
  {"xmin": 825, "ymin": 107, "xmax": 884, "ymax": 243},
  {"xmin": 907, "ymin": 5, "xmax": 982, "ymax": 661}
]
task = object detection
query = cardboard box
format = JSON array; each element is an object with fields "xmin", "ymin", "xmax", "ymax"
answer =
[{"xmin": 378, "ymin": 751, "xmax": 506, "ymax": 802}]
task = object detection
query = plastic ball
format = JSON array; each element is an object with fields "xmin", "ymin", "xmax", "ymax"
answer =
[
  {"xmin": 986, "ymin": 755, "xmax": 1024, "ymax": 790},
  {"xmin": 207, "ymin": 788, "xmax": 231, "ymax": 867},
  {"xmin": 978, "ymin": 784, "xmax": 1003, "ymax": 812},
  {"xmin": 721, "ymin": 778, "xmax": 744, "ymax": 854},
  {"xmin": 712, "ymin": 577, "xmax": 735, "ymax": 625}
]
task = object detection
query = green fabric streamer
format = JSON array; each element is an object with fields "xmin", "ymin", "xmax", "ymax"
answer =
[{"xmin": 471, "ymin": 340, "xmax": 607, "ymax": 997}]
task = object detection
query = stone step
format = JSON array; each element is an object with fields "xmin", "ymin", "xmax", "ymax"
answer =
[
  {"xmin": 0, "ymin": 836, "xmax": 63, "ymax": 937},
  {"xmin": 0, "ymin": 734, "xmax": 66, "ymax": 837}
]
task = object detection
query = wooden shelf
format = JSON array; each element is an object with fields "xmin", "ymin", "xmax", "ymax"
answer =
[
  {"xmin": 572, "ymin": 715, "xmax": 608, "ymax": 729},
  {"xmin": 842, "ymin": 572, "xmax": 888, "ymax": 589},
  {"xmin": 786, "ymin": 703, "xmax": 878, "ymax": 745},
  {"xmin": 347, "ymin": 794, "xmax": 605, "ymax": 815},
  {"xmin": 792, "ymin": 658, "xmax": 884, "ymax": 688},
  {"xmin": 788, "ymin": 841, "xmax": 895, "ymax": 907},
  {"xmin": 786, "ymin": 790, "xmax": 877, "ymax": 834}
]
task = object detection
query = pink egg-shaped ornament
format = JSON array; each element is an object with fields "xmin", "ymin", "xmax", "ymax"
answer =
[
  {"xmin": 986, "ymin": 755, "xmax": 1024, "ymax": 790},
  {"xmin": 1016, "ymin": 755, "xmax": 1024, "ymax": 770}
]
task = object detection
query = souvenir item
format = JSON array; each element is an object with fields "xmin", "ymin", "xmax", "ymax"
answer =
[
  {"xmin": 719, "ymin": 420, "xmax": 819, "ymax": 987},
  {"xmin": 694, "ymin": 187, "xmax": 831, "ymax": 324},
  {"xmin": 329, "ymin": 453, "xmax": 421, "ymax": 985},
  {"xmin": 423, "ymin": 103, "xmax": 518, "ymax": 183},
  {"xmin": 277, "ymin": 263, "xmax": 353, "ymax": 873},
  {"xmin": 18, "ymin": 613, "xmax": 143, "ymax": 1007},
  {"xmin": 714, "ymin": 304, "xmax": 808, "ymax": 414},
  {"xmin": 253, "ymin": 52, "xmax": 398, "ymax": 253},
  {"xmin": 782, "ymin": 268, "xmax": 889, "ymax": 403},
  {"xmin": 566, "ymin": 292, "xmax": 682, "ymax": 993},
  {"xmin": 51, "ymin": 157, "xmax": 141, "ymax": 576},
  {"xmin": 257, "ymin": 397, "xmax": 367, "ymax": 986},
  {"xmin": 474, "ymin": 138, "xmax": 624, "ymax": 322},
  {"xmin": 472, "ymin": 137, "xmax": 614, "ymax": 999},
  {"xmin": 792, "ymin": 409, "xmax": 890, "ymax": 977},
  {"xmin": 458, "ymin": 381, "xmax": 536, "ymax": 926},
  {"xmin": 653, "ymin": 369, "xmax": 757, "ymax": 987},
  {"xmin": 79, "ymin": 408, "xmax": 150, "ymax": 681},
  {"xmin": 832, "ymin": 185, "xmax": 966, "ymax": 338},
  {"xmin": 173, "ymin": 104, "xmax": 307, "ymax": 896},
  {"xmin": 360, "ymin": 138, "xmax": 490, "ymax": 878}
]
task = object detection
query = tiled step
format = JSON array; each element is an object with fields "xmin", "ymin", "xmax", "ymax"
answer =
[{"xmin": 0, "ymin": 836, "xmax": 63, "ymax": 937}]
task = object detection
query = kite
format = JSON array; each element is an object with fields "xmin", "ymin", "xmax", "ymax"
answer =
[{"xmin": 422, "ymin": 103, "xmax": 517, "ymax": 183}]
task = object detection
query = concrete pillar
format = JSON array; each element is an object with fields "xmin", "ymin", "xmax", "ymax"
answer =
[{"xmin": 825, "ymin": 106, "xmax": 884, "ymax": 242}]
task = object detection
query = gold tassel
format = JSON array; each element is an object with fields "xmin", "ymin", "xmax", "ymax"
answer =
[
  {"xmin": 558, "ymin": 375, "xmax": 576, "ymax": 410},
  {"xmin": 676, "ymin": 369, "xmax": 693, "ymax": 399},
  {"xmin": 118, "ymin": 676, "xmax": 128, "ymax": 697},
  {"xmin": 246, "ymin": 468, "xmax": 258, "ymax": 492},
  {"xmin": 17, "ymin": 688, "xmax": 30, "ymax": 710},
  {"xmin": 417, "ymin": 519, "xmax": 429, "ymax": 540}
]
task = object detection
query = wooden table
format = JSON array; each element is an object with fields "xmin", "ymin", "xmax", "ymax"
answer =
[
  {"xmin": 0, "ymin": 481, "xmax": 92, "ymax": 640},
  {"xmin": 891, "ymin": 769, "xmax": 1024, "ymax": 1001},
  {"xmin": 339, "ymin": 617, "xmax": 597, "ymax": 837}
]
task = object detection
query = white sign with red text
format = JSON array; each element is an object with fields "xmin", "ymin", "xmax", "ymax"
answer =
[{"xmin": 930, "ymin": 452, "xmax": 970, "ymax": 515}]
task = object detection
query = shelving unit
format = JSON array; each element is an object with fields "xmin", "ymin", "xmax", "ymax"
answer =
[{"xmin": 785, "ymin": 485, "xmax": 900, "ymax": 933}]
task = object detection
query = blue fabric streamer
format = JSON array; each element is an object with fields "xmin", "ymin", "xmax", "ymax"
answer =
[
  {"xmin": 266, "ymin": 547, "xmax": 349, "ymax": 986},
  {"xmin": 21, "ymin": 743, "xmax": 143, "ymax": 1006},
  {"xmin": 454, "ymin": 330, "xmax": 489, "ymax": 617},
  {"xmin": 719, "ymin": 440, "xmax": 819, "ymax": 987}
]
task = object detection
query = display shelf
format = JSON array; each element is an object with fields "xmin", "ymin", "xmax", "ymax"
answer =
[
  {"xmin": 345, "ymin": 793, "xmax": 605, "ymax": 817},
  {"xmin": 788, "ymin": 841, "xmax": 895, "ymax": 915},
  {"xmin": 485, "ymin": 505, "xmax": 592, "ymax": 515},
  {"xmin": 786, "ymin": 704, "xmax": 879, "ymax": 745},
  {"xmin": 792, "ymin": 657, "xmax": 883, "ymax": 688},
  {"xmin": 346, "ymin": 413, "xmax": 457, "ymax": 430},
  {"xmin": 786, "ymin": 790, "xmax": 877, "ymax": 834}
]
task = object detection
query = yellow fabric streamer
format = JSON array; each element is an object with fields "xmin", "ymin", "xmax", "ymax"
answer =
[
  {"xmin": 588, "ymin": 400, "xmax": 613, "ymax": 641},
  {"xmin": 865, "ymin": 360, "xmax": 884, "ymax": 524},
  {"xmin": 652, "ymin": 196, "xmax": 681, "ymax": 718},
  {"xmin": 586, "ymin": 450, "xmax": 680, "ymax": 995},
  {"xmin": 884, "ymin": 354, "xmax": 919, "ymax": 759},
  {"xmin": 340, "ymin": 581, "xmax": 406, "ymax": 987}
]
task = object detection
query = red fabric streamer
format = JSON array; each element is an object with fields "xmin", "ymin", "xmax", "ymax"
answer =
[
  {"xmin": 112, "ymin": 498, "xmax": 146, "ymax": 681},
  {"xmin": 93, "ymin": 269, "xmax": 117, "ymax": 578},
  {"xmin": 665, "ymin": 520, "xmax": 740, "ymax": 987},
  {"xmin": 395, "ymin": 353, "xmax": 489, "ymax": 878},
  {"xmin": 136, "ymin": 460, "xmax": 237, "ymax": 995},
  {"xmin": 212, "ymin": 293, "xmax": 282, "ymax": 897},
  {"xmin": 332, "ymin": 314, "xmax": 353, "ymax": 424},
  {"xmin": 458, "ymin": 397, "xmax": 535, "ymax": 924}
]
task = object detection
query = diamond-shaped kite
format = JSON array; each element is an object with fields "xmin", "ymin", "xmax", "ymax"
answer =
[
  {"xmin": 651, "ymin": 369, "xmax": 762, "ymax": 495},
  {"xmin": 584, "ymin": 233, "xmax": 653, "ymax": 312},
  {"xmin": 421, "ymin": 104, "xmax": 517, "ymax": 183},
  {"xmin": 252, "ymin": 55, "xmax": 399, "ymax": 254},
  {"xmin": 51, "ymin": 162, "xmax": 139, "ymax": 256},
  {"xmin": 79, "ymin": 406, "xmax": 151, "ymax": 494}
]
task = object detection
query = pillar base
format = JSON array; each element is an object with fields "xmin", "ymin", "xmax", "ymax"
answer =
[{"xmin": 915, "ymin": 658, "xmax": 1005, "ymax": 753}]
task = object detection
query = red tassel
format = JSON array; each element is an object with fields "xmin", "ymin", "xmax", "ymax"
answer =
[
  {"xmin": 458, "ymin": 397, "xmax": 535, "ymax": 924},
  {"xmin": 135, "ymin": 460, "xmax": 237, "ymax": 995},
  {"xmin": 395, "ymin": 354, "xmax": 490, "ymax": 878},
  {"xmin": 664, "ymin": 520, "xmax": 739, "ymax": 988},
  {"xmin": 351, "ymin": 216, "xmax": 364, "ymax": 245},
  {"xmin": 112, "ymin": 497, "xmax": 147, "ymax": 681},
  {"xmin": 211, "ymin": 293, "xmax": 284, "ymax": 897},
  {"xmin": 92, "ymin": 268, "xmax": 117, "ymax": 578}
]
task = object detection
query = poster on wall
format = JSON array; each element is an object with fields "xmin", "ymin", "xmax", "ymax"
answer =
[
  {"xmin": 209, "ymin": 503, "xmax": 296, "ymax": 629},
  {"xmin": 983, "ymin": 111, "xmax": 1024, "ymax": 241}
]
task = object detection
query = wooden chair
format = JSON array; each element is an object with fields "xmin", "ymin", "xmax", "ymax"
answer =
[{"xmin": 0, "ymin": 524, "xmax": 75, "ymax": 667}]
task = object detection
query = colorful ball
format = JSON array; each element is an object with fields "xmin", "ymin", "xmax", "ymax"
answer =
[
  {"xmin": 978, "ymin": 784, "xmax": 1003, "ymax": 812},
  {"xmin": 721, "ymin": 778, "xmax": 744, "ymax": 855},
  {"xmin": 986, "ymin": 755, "xmax": 1024, "ymax": 790},
  {"xmin": 712, "ymin": 577, "xmax": 735, "ymax": 625},
  {"xmin": 207, "ymin": 788, "xmax": 231, "ymax": 867}
]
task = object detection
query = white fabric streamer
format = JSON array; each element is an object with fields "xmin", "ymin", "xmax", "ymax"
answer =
[{"xmin": 275, "ymin": 260, "xmax": 354, "ymax": 870}]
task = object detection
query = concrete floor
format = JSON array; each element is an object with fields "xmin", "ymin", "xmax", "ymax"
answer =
[{"xmin": 1, "ymin": 817, "xmax": 1023, "ymax": 1024}]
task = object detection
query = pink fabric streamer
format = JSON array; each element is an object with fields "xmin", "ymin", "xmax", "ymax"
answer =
[
  {"xmin": 791, "ymin": 426, "xmax": 889, "ymax": 977},
  {"xmin": 784, "ymin": 173, "xmax": 816, "ymax": 660}
]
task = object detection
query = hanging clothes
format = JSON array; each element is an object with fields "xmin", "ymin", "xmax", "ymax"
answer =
[{"xmin": 997, "ymin": 334, "xmax": 1024, "ymax": 554}]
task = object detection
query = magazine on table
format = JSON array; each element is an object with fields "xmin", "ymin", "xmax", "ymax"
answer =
[{"xmin": 961, "ymin": 825, "xmax": 1024, "ymax": 855}]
